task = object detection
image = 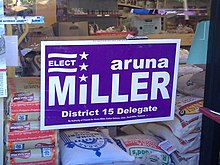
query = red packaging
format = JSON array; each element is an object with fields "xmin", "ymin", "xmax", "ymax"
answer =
[
  {"xmin": 6, "ymin": 77, "xmax": 40, "ymax": 121},
  {"xmin": 5, "ymin": 147, "xmax": 59, "ymax": 165},
  {"xmin": 5, "ymin": 121, "xmax": 58, "ymax": 151}
]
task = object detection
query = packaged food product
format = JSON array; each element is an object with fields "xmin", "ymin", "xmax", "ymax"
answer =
[
  {"xmin": 179, "ymin": 49, "xmax": 189, "ymax": 64},
  {"xmin": 171, "ymin": 149, "xmax": 200, "ymax": 165},
  {"xmin": 135, "ymin": 123, "xmax": 201, "ymax": 154},
  {"xmin": 177, "ymin": 72, "xmax": 205, "ymax": 98},
  {"xmin": 178, "ymin": 64, "xmax": 203, "ymax": 77},
  {"xmin": 120, "ymin": 125, "xmax": 144, "ymax": 135},
  {"xmin": 114, "ymin": 134, "xmax": 171, "ymax": 165},
  {"xmin": 5, "ymin": 147, "xmax": 59, "ymax": 165},
  {"xmin": 5, "ymin": 121, "xmax": 58, "ymax": 150},
  {"xmin": 162, "ymin": 96, "xmax": 203, "ymax": 138},
  {"xmin": 59, "ymin": 129, "xmax": 135, "ymax": 165},
  {"xmin": 7, "ymin": 112, "xmax": 40, "ymax": 122},
  {"xmin": 6, "ymin": 77, "xmax": 40, "ymax": 121}
]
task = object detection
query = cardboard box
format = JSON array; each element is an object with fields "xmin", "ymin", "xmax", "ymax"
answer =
[
  {"xmin": 131, "ymin": 17, "xmax": 161, "ymax": 35},
  {"xmin": 53, "ymin": 21, "xmax": 89, "ymax": 36},
  {"xmin": 29, "ymin": 26, "xmax": 55, "ymax": 37}
]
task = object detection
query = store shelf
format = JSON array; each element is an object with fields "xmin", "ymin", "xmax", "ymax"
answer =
[
  {"xmin": 147, "ymin": 33, "xmax": 194, "ymax": 46},
  {"xmin": 120, "ymin": 13, "xmax": 164, "ymax": 19},
  {"xmin": 27, "ymin": 33, "xmax": 193, "ymax": 46},
  {"xmin": 68, "ymin": 13, "xmax": 122, "ymax": 18},
  {"xmin": 66, "ymin": 0, "xmax": 119, "ymax": 29},
  {"xmin": 0, "ymin": 16, "xmax": 44, "ymax": 24},
  {"xmin": 90, "ymin": 31, "xmax": 135, "ymax": 36},
  {"xmin": 118, "ymin": 3, "xmax": 143, "ymax": 9}
]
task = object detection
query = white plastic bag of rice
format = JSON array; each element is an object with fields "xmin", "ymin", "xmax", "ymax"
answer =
[
  {"xmin": 178, "ymin": 64, "xmax": 203, "ymax": 77},
  {"xmin": 179, "ymin": 49, "xmax": 189, "ymax": 64},
  {"xmin": 162, "ymin": 96, "xmax": 203, "ymax": 138},
  {"xmin": 114, "ymin": 134, "xmax": 171, "ymax": 165},
  {"xmin": 120, "ymin": 125, "xmax": 145, "ymax": 135},
  {"xmin": 135, "ymin": 123, "xmax": 201, "ymax": 154},
  {"xmin": 171, "ymin": 149, "xmax": 200, "ymax": 165},
  {"xmin": 177, "ymin": 73, "xmax": 205, "ymax": 98},
  {"xmin": 59, "ymin": 129, "xmax": 135, "ymax": 165}
]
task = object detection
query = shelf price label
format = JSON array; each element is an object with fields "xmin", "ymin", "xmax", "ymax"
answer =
[
  {"xmin": 40, "ymin": 39, "xmax": 180, "ymax": 130},
  {"xmin": 0, "ymin": 16, "xmax": 44, "ymax": 24}
]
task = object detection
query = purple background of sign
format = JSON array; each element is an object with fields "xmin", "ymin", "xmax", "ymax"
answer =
[{"xmin": 44, "ymin": 43, "xmax": 177, "ymax": 126}]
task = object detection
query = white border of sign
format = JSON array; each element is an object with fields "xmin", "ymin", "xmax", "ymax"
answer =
[{"xmin": 40, "ymin": 39, "xmax": 180, "ymax": 130}]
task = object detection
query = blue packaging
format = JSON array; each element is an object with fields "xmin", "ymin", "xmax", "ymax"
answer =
[{"xmin": 130, "ymin": 9, "xmax": 150, "ymax": 15}]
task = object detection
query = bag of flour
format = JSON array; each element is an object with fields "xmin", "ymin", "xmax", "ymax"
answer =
[
  {"xmin": 171, "ymin": 149, "xmax": 200, "ymax": 165},
  {"xmin": 114, "ymin": 134, "xmax": 171, "ymax": 165},
  {"xmin": 162, "ymin": 96, "xmax": 203, "ymax": 138},
  {"xmin": 177, "ymin": 73, "xmax": 205, "ymax": 98},
  {"xmin": 59, "ymin": 129, "xmax": 135, "ymax": 165},
  {"xmin": 135, "ymin": 123, "xmax": 201, "ymax": 154}
]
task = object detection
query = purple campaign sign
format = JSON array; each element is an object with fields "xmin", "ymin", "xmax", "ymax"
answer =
[{"xmin": 40, "ymin": 39, "xmax": 180, "ymax": 130}]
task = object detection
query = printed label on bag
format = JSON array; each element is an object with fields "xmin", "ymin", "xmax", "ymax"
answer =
[
  {"xmin": 14, "ymin": 143, "xmax": 24, "ymax": 150},
  {"xmin": 17, "ymin": 114, "xmax": 28, "ymax": 121},
  {"xmin": 159, "ymin": 140, "xmax": 176, "ymax": 155},
  {"xmin": 41, "ymin": 148, "xmax": 52, "ymax": 157}
]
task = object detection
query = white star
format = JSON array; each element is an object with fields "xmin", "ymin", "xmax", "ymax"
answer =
[
  {"xmin": 79, "ymin": 74, "xmax": 88, "ymax": 82},
  {"xmin": 79, "ymin": 51, "xmax": 89, "ymax": 60},
  {"xmin": 79, "ymin": 63, "xmax": 89, "ymax": 71}
]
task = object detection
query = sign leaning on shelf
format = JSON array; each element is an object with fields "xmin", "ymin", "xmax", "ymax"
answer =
[{"xmin": 40, "ymin": 39, "xmax": 180, "ymax": 130}]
